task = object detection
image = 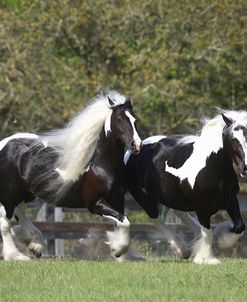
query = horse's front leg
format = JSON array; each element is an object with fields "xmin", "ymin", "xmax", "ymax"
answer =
[
  {"xmin": 214, "ymin": 196, "xmax": 245, "ymax": 250},
  {"xmin": 89, "ymin": 199, "xmax": 130, "ymax": 257},
  {"xmin": 13, "ymin": 202, "xmax": 45, "ymax": 257},
  {"xmin": 192, "ymin": 213, "xmax": 220, "ymax": 265}
]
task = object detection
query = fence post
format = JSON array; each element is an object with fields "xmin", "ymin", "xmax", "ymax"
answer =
[{"xmin": 54, "ymin": 207, "xmax": 64, "ymax": 257}]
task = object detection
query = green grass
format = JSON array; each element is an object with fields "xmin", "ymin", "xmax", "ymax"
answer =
[{"xmin": 1, "ymin": 258, "xmax": 247, "ymax": 302}]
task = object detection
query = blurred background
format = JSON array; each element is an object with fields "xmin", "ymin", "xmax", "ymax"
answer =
[{"xmin": 1, "ymin": 0, "xmax": 247, "ymax": 138}]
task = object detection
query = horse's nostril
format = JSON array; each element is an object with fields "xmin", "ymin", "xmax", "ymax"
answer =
[{"xmin": 131, "ymin": 140, "xmax": 142, "ymax": 154}]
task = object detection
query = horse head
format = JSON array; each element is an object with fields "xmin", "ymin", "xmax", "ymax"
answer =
[
  {"xmin": 222, "ymin": 113, "xmax": 247, "ymax": 176},
  {"xmin": 105, "ymin": 94, "xmax": 142, "ymax": 154}
]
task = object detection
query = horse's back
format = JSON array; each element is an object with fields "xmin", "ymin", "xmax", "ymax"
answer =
[
  {"xmin": 0, "ymin": 134, "xmax": 58, "ymax": 201},
  {"xmin": 0, "ymin": 136, "xmax": 38, "ymax": 180},
  {"xmin": 0, "ymin": 135, "xmax": 40, "ymax": 216}
]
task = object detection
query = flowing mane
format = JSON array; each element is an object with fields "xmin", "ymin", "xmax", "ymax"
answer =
[
  {"xmin": 176, "ymin": 109, "xmax": 247, "ymax": 150},
  {"xmin": 201, "ymin": 109, "xmax": 247, "ymax": 135},
  {"xmin": 169, "ymin": 110, "xmax": 247, "ymax": 151},
  {"xmin": 32, "ymin": 91, "xmax": 127, "ymax": 200}
]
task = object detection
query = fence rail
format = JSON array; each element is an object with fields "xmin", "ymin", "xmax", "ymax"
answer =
[
  {"xmin": 31, "ymin": 189, "xmax": 247, "ymax": 258},
  {"xmin": 34, "ymin": 221, "xmax": 189, "ymax": 240}
]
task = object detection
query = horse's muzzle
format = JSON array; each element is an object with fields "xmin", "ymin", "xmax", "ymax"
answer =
[{"xmin": 131, "ymin": 140, "xmax": 142, "ymax": 154}]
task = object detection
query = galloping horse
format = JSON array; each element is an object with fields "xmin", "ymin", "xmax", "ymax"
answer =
[
  {"xmin": 0, "ymin": 91, "xmax": 142, "ymax": 260},
  {"xmin": 124, "ymin": 110, "xmax": 247, "ymax": 264}
]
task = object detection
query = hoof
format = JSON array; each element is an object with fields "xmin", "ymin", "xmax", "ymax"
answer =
[
  {"xmin": 106, "ymin": 229, "xmax": 129, "ymax": 258},
  {"xmin": 28, "ymin": 242, "xmax": 43, "ymax": 258},
  {"xmin": 214, "ymin": 221, "xmax": 243, "ymax": 250},
  {"xmin": 169, "ymin": 240, "xmax": 191, "ymax": 259},
  {"xmin": 111, "ymin": 245, "xmax": 129, "ymax": 258},
  {"xmin": 193, "ymin": 256, "xmax": 221, "ymax": 265}
]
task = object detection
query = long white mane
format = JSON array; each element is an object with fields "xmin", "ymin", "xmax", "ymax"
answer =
[
  {"xmin": 201, "ymin": 109, "xmax": 247, "ymax": 135},
  {"xmin": 33, "ymin": 91, "xmax": 127, "ymax": 199}
]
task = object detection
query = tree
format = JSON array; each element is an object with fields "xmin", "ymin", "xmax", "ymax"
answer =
[{"xmin": 1, "ymin": 0, "xmax": 247, "ymax": 137}]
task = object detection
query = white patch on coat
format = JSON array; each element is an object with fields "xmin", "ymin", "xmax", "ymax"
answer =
[
  {"xmin": 143, "ymin": 135, "xmax": 166, "ymax": 145},
  {"xmin": 166, "ymin": 128, "xmax": 222, "ymax": 188},
  {"xmin": 0, "ymin": 133, "xmax": 38, "ymax": 151}
]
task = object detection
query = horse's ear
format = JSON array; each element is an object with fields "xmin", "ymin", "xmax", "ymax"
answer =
[
  {"xmin": 221, "ymin": 113, "xmax": 234, "ymax": 127},
  {"xmin": 107, "ymin": 96, "xmax": 115, "ymax": 107},
  {"xmin": 125, "ymin": 97, "xmax": 132, "ymax": 107}
]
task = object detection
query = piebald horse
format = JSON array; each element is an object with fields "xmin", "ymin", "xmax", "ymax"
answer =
[
  {"xmin": 124, "ymin": 110, "xmax": 247, "ymax": 264},
  {"xmin": 0, "ymin": 91, "xmax": 141, "ymax": 260}
]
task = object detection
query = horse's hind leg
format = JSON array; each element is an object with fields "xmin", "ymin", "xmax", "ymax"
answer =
[
  {"xmin": 0, "ymin": 204, "xmax": 30, "ymax": 261},
  {"xmin": 90, "ymin": 199, "xmax": 130, "ymax": 258},
  {"xmin": 173, "ymin": 210, "xmax": 201, "ymax": 234},
  {"xmin": 151, "ymin": 212, "xmax": 190, "ymax": 259},
  {"xmin": 12, "ymin": 202, "xmax": 45, "ymax": 258}
]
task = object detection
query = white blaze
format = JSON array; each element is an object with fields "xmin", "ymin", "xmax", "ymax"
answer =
[{"xmin": 125, "ymin": 111, "xmax": 141, "ymax": 142}]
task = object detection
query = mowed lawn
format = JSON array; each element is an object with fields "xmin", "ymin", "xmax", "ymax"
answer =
[{"xmin": 0, "ymin": 258, "xmax": 247, "ymax": 302}]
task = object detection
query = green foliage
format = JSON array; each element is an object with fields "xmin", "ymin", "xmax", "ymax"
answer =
[{"xmin": 1, "ymin": 0, "xmax": 247, "ymax": 136}]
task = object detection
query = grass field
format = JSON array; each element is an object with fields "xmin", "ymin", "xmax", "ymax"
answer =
[{"xmin": 0, "ymin": 257, "xmax": 247, "ymax": 302}]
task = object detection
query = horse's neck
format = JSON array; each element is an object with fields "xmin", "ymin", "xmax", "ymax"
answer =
[
  {"xmin": 165, "ymin": 136, "xmax": 228, "ymax": 188},
  {"xmin": 93, "ymin": 131, "xmax": 124, "ymax": 171}
]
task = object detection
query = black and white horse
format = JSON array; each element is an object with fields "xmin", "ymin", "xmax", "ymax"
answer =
[
  {"xmin": 124, "ymin": 110, "xmax": 247, "ymax": 264},
  {"xmin": 0, "ymin": 91, "xmax": 142, "ymax": 260}
]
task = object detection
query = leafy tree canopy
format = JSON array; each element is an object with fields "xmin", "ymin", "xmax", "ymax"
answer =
[{"xmin": 1, "ymin": 0, "xmax": 247, "ymax": 137}]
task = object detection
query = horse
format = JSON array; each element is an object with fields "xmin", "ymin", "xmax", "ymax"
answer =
[
  {"xmin": 124, "ymin": 110, "xmax": 247, "ymax": 264},
  {"xmin": 0, "ymin": 91, "xmax": 142, "ymax": 260}
]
